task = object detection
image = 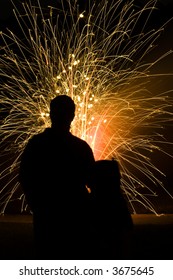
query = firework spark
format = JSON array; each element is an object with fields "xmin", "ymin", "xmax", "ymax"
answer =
[{"xmin": 0, "ymin": 0, "xmax": 173, "ymax": 214}]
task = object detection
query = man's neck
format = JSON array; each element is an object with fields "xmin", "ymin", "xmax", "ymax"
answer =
[{"xmin": 51, "ymin": 123, "xmax": 70, "ymax": 133}]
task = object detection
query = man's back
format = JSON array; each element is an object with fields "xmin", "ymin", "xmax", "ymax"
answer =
[
  {"xmin": 19, "ymin": 95, "xmax": 95, "ymax": 258},
  {"xmin": 20, "ymin": 128, "xmax": 94, "ymax": 212},
  {"xmin": 20, "ymin": 128, "xmax": 95, "ymax": 258}
]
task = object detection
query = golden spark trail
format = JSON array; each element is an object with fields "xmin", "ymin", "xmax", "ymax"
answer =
[{"xmin": 0, "ymin": 0, "xmax": 173, "ymax": 214}]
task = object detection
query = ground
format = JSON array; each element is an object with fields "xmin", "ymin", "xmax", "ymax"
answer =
[{"xmin": 0, "ymin": 214, "xmax": 173, "ymax": 260}]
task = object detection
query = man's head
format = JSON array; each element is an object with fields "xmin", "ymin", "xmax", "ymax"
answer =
[{"xmin": 50, "ymin": 95, "xmax": 75, "ymax": 129}]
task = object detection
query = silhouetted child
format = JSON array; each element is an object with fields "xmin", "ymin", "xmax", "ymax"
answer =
[{"xmin": 87, "ymin": 159, "xmax": 133, "ymax": 259}]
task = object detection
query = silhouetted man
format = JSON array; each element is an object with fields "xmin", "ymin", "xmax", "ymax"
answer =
[{"xmin": 19, "ymin": 95, "xmax": 95, "ymax": 259}]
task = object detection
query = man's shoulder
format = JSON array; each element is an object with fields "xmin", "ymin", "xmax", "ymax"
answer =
[
  {"xmin": 70, "ymin": 134, "xmax": 95, "ymax": 162},
  {"xmin": 71, "ymin": 134, "xmax": 91, "ymax": 147},
  {"xmin": 26, "ymin": 129, "xmax": 50, "ymax": 146}
]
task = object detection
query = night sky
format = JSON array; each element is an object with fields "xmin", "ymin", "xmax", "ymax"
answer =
[
  {"xmin": 0, "ymin": 0, "xmax": 173, "ymax": 214},
  {"xmin": 0, "ymin": 0, "xmax": 173, "ymax": 64},
  {"xmin": 0, "ymin": 0, "xmax": 172, "ymax": 75}
]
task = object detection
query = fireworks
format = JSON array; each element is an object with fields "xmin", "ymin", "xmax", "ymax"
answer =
[{"xmin": 0, "ymin": 0, "xmax": 173, "ymax": 214}]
